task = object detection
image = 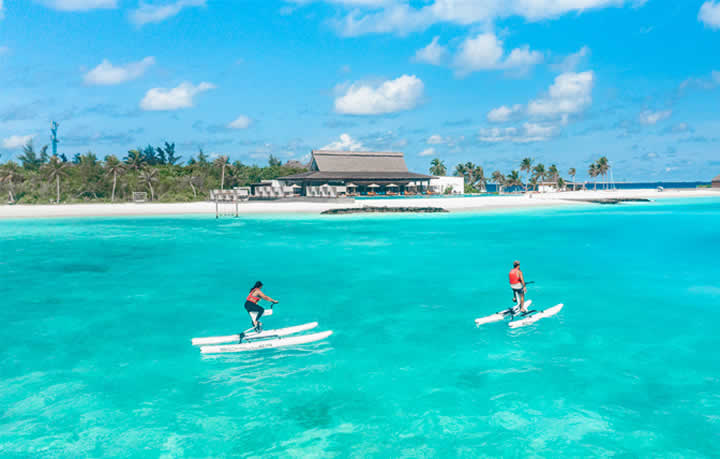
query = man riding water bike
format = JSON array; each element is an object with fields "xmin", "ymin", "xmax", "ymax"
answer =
[
  {"xmin": 245, "ymin": 281, "xmax": 278, "ymax": 331},
  {"xmin": 509, "ymin": 261, "xmax": 528, "ymax": 313}
]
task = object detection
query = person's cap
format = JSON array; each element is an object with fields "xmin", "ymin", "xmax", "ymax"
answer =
[{"xmin": 513, "ymin": 260, "xmax": 520, "ymax": 267}]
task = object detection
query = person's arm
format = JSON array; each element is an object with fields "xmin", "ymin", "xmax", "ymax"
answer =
[{"xmin": 257, "ymin": 290, "xmax": 278, "ymax": 303}]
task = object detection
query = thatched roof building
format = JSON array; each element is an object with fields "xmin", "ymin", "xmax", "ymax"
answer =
[
  {"xmin": 713, "ymin": 173, "xmax": 720, "ymax": 188},
  {"xmin": 278, "ymin": 150, "xmax": 432, "ymax": 191}
]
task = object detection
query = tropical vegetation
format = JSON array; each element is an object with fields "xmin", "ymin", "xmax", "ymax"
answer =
[
  {"xmin": 431, "ymin": 156, "xmax": 612, "ymax": 193},
  {"xmin": 0, "ymin": 141, "xmax": 306, "ymax": 204}
]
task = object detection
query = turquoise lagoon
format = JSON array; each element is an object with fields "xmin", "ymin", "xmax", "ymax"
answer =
[{"xmin": 1, "ymin": 197, "xmax": 719, "ymax": 457}]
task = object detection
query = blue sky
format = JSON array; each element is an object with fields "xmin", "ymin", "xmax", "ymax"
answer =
[{"xmin": 0, "ymin": 0, "xmax": 719, "ymax": 181}]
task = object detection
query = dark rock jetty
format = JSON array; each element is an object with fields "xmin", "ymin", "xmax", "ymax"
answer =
[
  {"xmin": 321, "ymin": 206, "xmax": 449, "ymax": 215},
  {"xmin": 573, "ymin": 198, "xmax": 652, "ymax": 205}
]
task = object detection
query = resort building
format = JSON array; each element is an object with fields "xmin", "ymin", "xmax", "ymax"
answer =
[
  {"xmin": 713, "ymin": 173, "xmax": 720, "ymax": 189},
  {"xmin": 277, "ymin": 150, "xmax": 433, "ymax": 197}
]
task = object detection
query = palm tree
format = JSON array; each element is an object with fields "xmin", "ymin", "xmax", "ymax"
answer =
[
  {"xmin": 124, "ymin": 149, "xmax": 145, "ymax": 172},
  {"xmin": 17, "ymin": 142, "xmax": 49, "ymax": 171},
  {"xmin": 568, "ymin": 167, "xmax": 576, "ymax": 189},
  {"xmin": 454, "ymin": 163, "xmax": 468, "ymax": 181},
  {"xmin": 597, "ymin": 157, "xmax": 610, "ymax": 189},
  {"xmin": 532, "ymin": 163, "xmax": 546, "ymax": 190},
  {"xmin": 104, "ymin": 155, "xmax": 125, "ymax": 202},
  {"xmin": 429, "ymin": 158, "xmax": 447, "ymax": 176},
  {"xmin": 42, "ymin": 155, "xmax": 69, "ymax": 204},
  {"xmin": 491, "ymin": 170, "xmax": 505, "ymax": 193},
  {"xmin": 0, "ymin": 161, "xmax": 22, "ymax": 203},
  {"xmin": 557, "ymin": 177, "xmax": 566, "ymax": 190},
  {"xmin": 548, "ymin": 164, "xmax": 559, "ymax": 182},
  {"xmin": 214, "ymin": 155, "xmax": 230, "ymax": 190},
  {"xmin": 472, "ymin": 164, "xmax": 486, "ymax": 192},
  {"xmin": 588, "ymin": 163, "xmax": 599, "ymax": 190},
  {"xmin": 505, "ymin": 170, "xmax": 522, "ymax": 190},
  {"xmin": 520, "ymin": 157, "xmax": 533, "ymax": 191},
  {"xmin": 139, "ymin": 167, "xmax": 158, "ymax": 201}
]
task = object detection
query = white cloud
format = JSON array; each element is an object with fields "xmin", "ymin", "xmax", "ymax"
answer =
[
  {"xmin": 38, "ymin": 0, "xmax": 117, "ymax": 11},
  {"xmin": 83, "ymin": 57, "xmax": 155, "ymax": 85},
  {"xmin": 2, "ymin": 134, "xmax": 35, "ymax": 149},
  {"xmin": 487, "ymin": 104, "xmax": 522, "ymax": 123},
  {"xmin": 551, "ymin": 46, "xmax": 591, "ymax": 72},
  {"xmin": 419, "ymin": 147, "xmax": 436, "ymax": 156},
  {"xmin": 322, "ymin": 133, "xmax": 365, "ymax": 150},
  {"xmin": 453, "ymin": 32, "xmax": 542, "ymax": 76},
  {"xmin": 427, "ymin": 134, "xmax": 444, "ymax": 144},
  {"xmin": 228, "ymin": 115, "xmax": 252, "ymax": 129},
  {"xmin": 329, "ymin": 0, "xmax": 643, "ymax": 37},
  {"xmin": 334, "ymin": 74, "xmax": 423, "ymax": 115},
  {"xmin": 130, "ymin": 0, "xmax": 206, "ymax": 26},
  {"xmin": 638, "ymin": 109, "xmax": 671, "ymax": 125},
  {"xmin": 699, "ymin": 1, "xmax": 720, "ymax": 29},
  {"xmin": 478, "ymin": 122, "xmax": 556, "ymax": 143},
  {"xmin": 414, "ymin": 36, "xmax": 447, "ymax": 65},
  {"xmin": 527, "ymin": 71, "xmax": 595, "ymax": 119},
  {"xmin": 140, "ymin": 81, "xmax": 215, "ymax": 111}
]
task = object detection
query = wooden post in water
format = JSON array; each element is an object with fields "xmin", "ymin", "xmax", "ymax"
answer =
[
  {"xmin": 235, "ymin": 191, "xmax": 239, "ymax": 218},
  {"xmin": 215, "ymin": 193, "xmax": 219, "ymax": 219}
]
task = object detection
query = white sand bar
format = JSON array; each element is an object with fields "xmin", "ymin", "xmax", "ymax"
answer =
[{"xmin": 0, "ymin": 189, "xmax": 717, "ymax": 219}]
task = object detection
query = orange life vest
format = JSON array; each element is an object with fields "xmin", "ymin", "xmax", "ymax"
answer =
[
  {"xmin": 246, "ymin": 288, "xmax": 260, "ymax": 304},
  {"xmin": 509, "ymin": 269, "xmax": 522, "ymax": 285}
]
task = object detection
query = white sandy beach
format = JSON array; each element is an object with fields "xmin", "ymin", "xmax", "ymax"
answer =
[{"xmin": 0, "ymin": 188, "xmax": 717, "ymax": 219}]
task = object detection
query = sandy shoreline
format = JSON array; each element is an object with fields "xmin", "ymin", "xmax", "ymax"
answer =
[{"xmin": 0, "ymin": 189, "xmax": 717, "ymax": 219}]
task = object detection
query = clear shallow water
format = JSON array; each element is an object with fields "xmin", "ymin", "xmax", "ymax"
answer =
[{"xmin": 1, "ymin": 198, "xmax": 719, "ymax": 457}]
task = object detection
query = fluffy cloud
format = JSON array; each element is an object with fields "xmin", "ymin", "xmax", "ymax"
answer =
[
  {"xmin": 453, "ymin": 33, "xmax": 542, "ymax": 76},
  {"xmin": 427, "ymin": 134, "xmax": 444, "ymax": 144},
  {"xmin": 414, "ymin": 36, "xmax": 447, "ymax": 65},
  {"xmin": 527, "ymin": 71, "xmax": 595, "ymax": 119},
  {"xmin": 334, "ymin": 74, "xmax": 423, "ymax": 115},
  {"xmin": 478, "ymin": 122, "xmax": 557, "ymax": 143},
  {"xmin": 140, "ymin": 82, "xmax": 215, "ymax": 111},
  {"xmin": 83, "ymin": 57, "xmax": 155, "ymax": 85},
  {"xmin": 130, "ymin": 0, "xmax": 206, "ymax": 26},
  {"xmin": 699, "ymin": 1, "xmax": 720, "ymax": 29},
  {"xmin": 322, "ymin": 133, "xmax": 365, "ymax": 150},
  {"xmin": 227, "ymin": 115, "xmax": 252, "ymax": 129},
  {"xmin": 2, "ymin": 134, "xmax": 35, "ymax": 149},
  {"xmin": 419, "ymin": 147, "xmax": 436, "ymax": 156},
  {"xmin": 328, "ymin": 0, "xmax": 645, "ymax": 37},
  {"xmin": 487, "ymin": 104, "xmax": 522, "ymax": 123},
  {"xmin": 38, "ymin": 0, "xmax": 117, "ymax": 11},
  {"xmin": 638, "ymin": 109, "xmax": 671, "ymax": 125}
]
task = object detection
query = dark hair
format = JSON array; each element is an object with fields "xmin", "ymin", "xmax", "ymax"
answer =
[{"xmin": 250, "ymin": 281, "xmax": 263, "ymax": 292}]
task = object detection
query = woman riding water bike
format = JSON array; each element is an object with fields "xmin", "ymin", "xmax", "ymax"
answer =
[{"xmin": 245, "ymin": 281, "xmax": 278, "ymax": 331}]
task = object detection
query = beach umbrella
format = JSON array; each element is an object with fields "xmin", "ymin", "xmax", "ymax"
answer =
[
  {"xmin": 406, "ymin": 183, "xmax": 417, "ymax": 188},
  {"xmin": 368, "ymin": 184, "xmax": 379, "ymax": 188},
  {"xmin": 289, "ymin": 184, "xmax": 301, "ymax": 189},
  {"xmin": 386, "ymin": 183, "xmax": 398, "ymax": 188},
  {"xmin": 346, "ymin": 183, "xmax": 357, "ymax": 188}
]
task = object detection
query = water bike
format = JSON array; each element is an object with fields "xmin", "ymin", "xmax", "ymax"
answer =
[
  {"xmin": 191, "ymin": 306, "xmax": 332, "ymax": 353},
  {"xmin": 475, "ymin": 299, "xmax": 564, "ymax": 328}
]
